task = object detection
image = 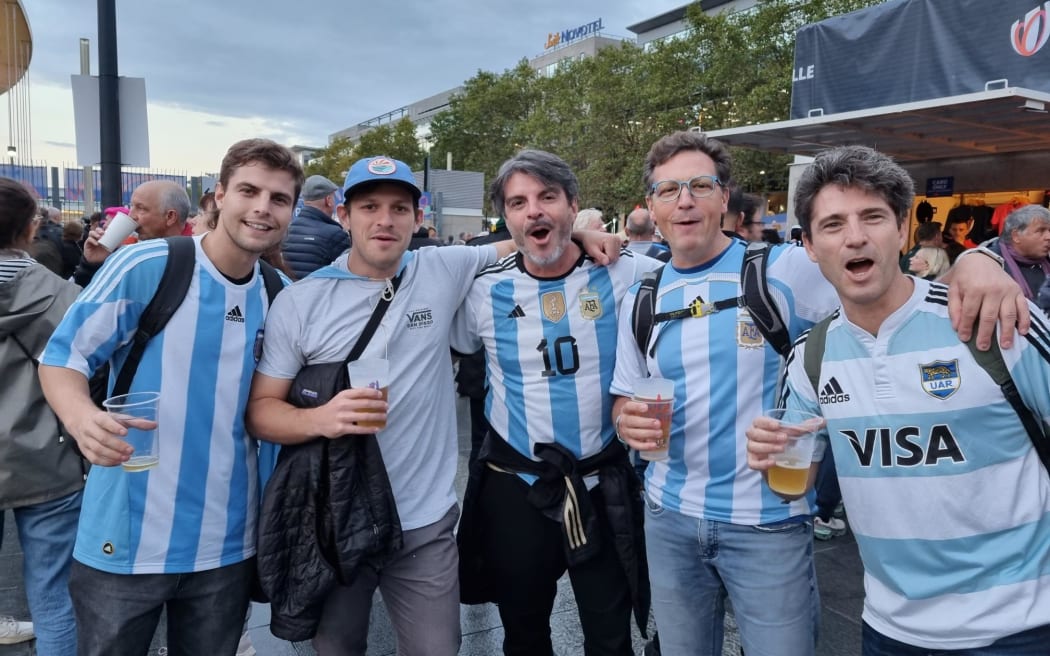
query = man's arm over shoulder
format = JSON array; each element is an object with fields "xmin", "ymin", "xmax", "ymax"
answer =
[{"xmin": 766, "ymin": 244, "xmax": 840, "ymax": 336}]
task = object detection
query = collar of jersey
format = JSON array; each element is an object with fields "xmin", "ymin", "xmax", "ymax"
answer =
[
  {"xmin": 308, "ymin": 250, "xmax": 415, "ymax": 281},
  {"xmin": 668, "ymin": 238, "xmax": 738, "ymax": 275}
]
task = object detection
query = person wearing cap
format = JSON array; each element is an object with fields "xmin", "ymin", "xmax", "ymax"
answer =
[
  {"xmin": 247, "ymin": 155, "xmax": 621, "ymax": 654},
  {"xmin": 281, "ymin": 174, "xmax": 350, "ymax": 279},
  {"xmin": 72, "ymin": 181, "xmax": 192, "ymax": 287}
]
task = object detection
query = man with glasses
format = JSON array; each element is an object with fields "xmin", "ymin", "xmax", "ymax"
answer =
[{"xmin": 610, "ymin": 131, "xmax": 1029, "ymax": 656}]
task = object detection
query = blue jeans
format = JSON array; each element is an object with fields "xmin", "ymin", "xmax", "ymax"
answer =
[
  {"xmin": 0, "ymin": 490, "xmax": 82, "ymax": 656},
  {"xmin": 643, "ymin": 496, "xmax": 819, "ymax": 656},
  {"xmin": 863, "ymin": 622, "xmax": 1050, "ymax": 655},
  {"xmin": 69, "ymin": 557, "xmax": 253, "ymax": 656}
]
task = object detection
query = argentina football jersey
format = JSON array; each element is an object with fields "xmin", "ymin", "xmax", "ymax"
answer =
[
  {"xmin": 611, "ymin": 240, "xmax": 839, "ymax": 525},
  {"xmin": 42, "ymin": 236, "xmax": 272, "ymax": 574},
  {"xmin": 452, "ymin": 250, "xmax": 660, "ymax": 467}
]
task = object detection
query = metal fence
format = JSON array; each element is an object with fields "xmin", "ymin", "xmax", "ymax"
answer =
[{"xmin": 0, "ymin": 160, "xmax": 209, "ymax": 217}]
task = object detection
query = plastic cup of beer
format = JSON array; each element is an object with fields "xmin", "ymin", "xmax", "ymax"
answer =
[
  {"xmin": 347, "ymin": 358, "xmax": 390, "ymax": 430},
  {"xmin": 762, "ymin": 408, "xmax": 823, "ymax": 496},
  {"xmin": 97, "ymin": 211, "xmax": 138, "ymax": 251},
  {"xmin": 633, "ymin": 377, "xmax": 675, "ymax": 462},
  {"xmin": 103, "ymin": 391, "xmax": 160, "ymax": 472}
]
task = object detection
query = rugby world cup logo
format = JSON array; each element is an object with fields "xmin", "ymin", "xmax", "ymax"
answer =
[{"xmin": 1011, "ymin": 2, "xmax": 1050, "ymax": 56}]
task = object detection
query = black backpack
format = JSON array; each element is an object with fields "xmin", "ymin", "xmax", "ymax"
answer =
[
  {"xmin": 89, "ymin": 236, "xmax": 284, "ymax": 404},
  {"xmin": 800, "ymin": 314, "xmax": 1050, "ymax": 472},
  {"xmin": 631, "ymin": 240, "xmax": 790, "ymax": 358}
]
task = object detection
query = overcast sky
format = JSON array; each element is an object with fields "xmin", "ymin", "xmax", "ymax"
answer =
[{"xmin": 16, "ymin": 0, "xmax": 688, "ymax": 172}]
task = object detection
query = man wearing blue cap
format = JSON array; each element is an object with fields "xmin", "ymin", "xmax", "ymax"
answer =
[{"xmin": 246, "ymin": 155, "xmax": 620, "ymax": 654}]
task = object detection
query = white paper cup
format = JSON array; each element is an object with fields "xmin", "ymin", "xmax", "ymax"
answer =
[{"xmin": 98, "ymin": 211, "xmax": 138, "ymax": 251}]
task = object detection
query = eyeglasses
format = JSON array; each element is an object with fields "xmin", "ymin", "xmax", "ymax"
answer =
[{"xmin": 649, "ymin": 175, "xmax": 723, "ymax": 202}]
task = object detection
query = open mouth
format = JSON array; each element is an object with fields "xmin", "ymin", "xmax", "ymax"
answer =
[{"xmin": 846, "ymin": 257, "xmax": 874, "ymax": 275}]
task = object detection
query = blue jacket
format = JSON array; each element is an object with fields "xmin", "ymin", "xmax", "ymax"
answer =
[{"xmin": 281, "ymin": 206, "xmax": 350, "ymax": 279}]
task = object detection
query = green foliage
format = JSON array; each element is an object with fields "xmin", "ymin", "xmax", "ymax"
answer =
[
  {"xmin": 401, "ymin": 0, "xmax": 888, "ymax": 210},
  {"xmin": 304, "ymin": 118, "xmax": 425, "ymax": 183}
]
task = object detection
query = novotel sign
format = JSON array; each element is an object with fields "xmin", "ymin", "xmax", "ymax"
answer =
[{"xmin": 545, "ymin": 18, "xmax": 604, "ymax": 49}]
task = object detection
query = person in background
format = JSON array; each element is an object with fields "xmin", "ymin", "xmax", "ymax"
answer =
[
  {"xmin": 727, "ymin": 188, "xmax": 762, "ymax": 241},
  {"xmin": 73, "ymin": 181, "xmax": 191, "ymax": 287},
  {"xmin": 987, "ymin": 205, "xmax": 1050, "ymax": 302},
  {"xmin": 59, "ymin": 221, "xmax": 84, "ymax": 280},
  {"xmin": 899, "ymin": 221, "xmax": 943, "ymax": 273},
  {"xmin": 573, "ymin": 207, "xmax": 606, "ymax": 232},
  {"xmin": 943, "ymin": 214, "xmax": 977, "ymax": 263},
  {"xmin": 0, "ymin": 177, "xmax": 85, "ymax": 653},
  {"xmin": 624, "ymin": 207, "xmax": 670, "ymax": 262},
  {"xmin": 281, "ymin": 175, "xmax": 349, "ymax": 279}
]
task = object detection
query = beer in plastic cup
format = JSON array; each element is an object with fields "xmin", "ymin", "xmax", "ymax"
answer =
[
  {"xmin": 762, "ymin": 408, "xmax": 823, "ymax": 495},
  {"xmin": 347, "ymin": 358, "xmax": 390, "ymax": 430},
  {"xmin": 103, "ymin": 391, "xmax": 160, "ymax": 472},
  {"xmin": 633, "ymin": 377, "xmax": 675, "ymax": 462},
  {"xmin": 97, "ymin": 211, "xmax": 138, "ymax": 251}
]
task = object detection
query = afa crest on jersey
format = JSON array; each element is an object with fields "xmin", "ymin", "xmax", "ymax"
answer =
[
  {"xmin": 919, "ymin": 359, "xmax": 960, "ymax": 399},
  {"xmin": 542, "ymin": 291, "xmax": 566, "ymax": 322},
  {"xmin": 578, "ymin": 288, "xmax": 602, "ymax": 320}
]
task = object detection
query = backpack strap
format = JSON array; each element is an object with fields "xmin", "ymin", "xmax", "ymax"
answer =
[
  {"xmin": 111, "ymin": 236, "xmax": 196, "ymax": 397},
  {"xmin": 631, "ymin": 266, "xmax": 665, "ymax": 357},
  {"xmin": 965, "ymin": 331, "xmax": 1050, "ymax": 472},
  {"xmin": 740, "ymin": 241, "xmax": 792, "ymax": 357},
  {"xmin": 802, "ymin": 314, "xmax": 835, "ymax": 398},
  {"xmin": 258, "ymin": 260, "xmax": 284, "ymax": 306}
]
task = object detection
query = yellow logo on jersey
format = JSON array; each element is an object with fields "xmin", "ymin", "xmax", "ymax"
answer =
[
  {"xmin": 542, "ymin": 291, "xmax": 566, "ymax": 322},
  {"xmin": 737, "ymin": 320, "xmax": 764, "ymax": 349},
  {"xmin": 579, "ymin": 289, "xmax": 602, "ymax": 320}
]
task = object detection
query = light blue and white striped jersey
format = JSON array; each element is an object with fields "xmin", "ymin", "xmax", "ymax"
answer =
[
  {"xmin": 41, "ymin": 236, "xmax": 276, "ymax": 574},
  {"xmin": 611, "ymin": 240, "xmax": 839, "ymax": 525},
  {"xmin": 782, "ymin": 278, "xmax": 1050, "ymax": 649},
  {"xmin": 451, "ymin": 250, "xmax": 661, "ymax": 464}
]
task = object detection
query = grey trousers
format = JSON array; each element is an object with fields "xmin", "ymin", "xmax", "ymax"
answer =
[{"xmin": 312, "ymin": 504, "xmax": 461, "ymax": 656}]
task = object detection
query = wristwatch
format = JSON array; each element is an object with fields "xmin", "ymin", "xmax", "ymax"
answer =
[{"xmin": 957, "ymin": 245, "xmax": 1005, "ymax": 269}]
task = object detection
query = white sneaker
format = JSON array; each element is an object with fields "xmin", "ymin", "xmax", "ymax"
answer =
[
  {"xmin": 0, "ymin": 616, "xmax": 34, "ymax": 644},
  {"xmin": 236, "ymin": 632, "xmax": 257, "ymax": 656},
  {"xmin": 813, "ymin": 516, "xmax": 847, "ymax": 540}
]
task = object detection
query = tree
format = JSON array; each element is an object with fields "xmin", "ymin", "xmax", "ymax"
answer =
[
  {"xmin": 685, "ymin": 0, "xmax": 886, "ymax": 192},
  {"xmin": 429, "ymin": 62, "xmax": 539, "ymax": 214},
  {"xmin": 355, "ymin": 117, "xmax": 425, "ymax": 171},
  {"xmin": 304, "ymin": 136, "xmax": 355, "ymax": 182}
]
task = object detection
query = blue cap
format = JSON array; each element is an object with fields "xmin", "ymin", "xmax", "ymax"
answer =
[{"xmin": 341, "ymin": 156, "xmax": 421, "ymax": 203}]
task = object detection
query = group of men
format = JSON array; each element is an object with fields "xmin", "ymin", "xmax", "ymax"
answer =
[{"xmin": 18, "ymin": 127, "xmax": 1045, "ymax": 656}]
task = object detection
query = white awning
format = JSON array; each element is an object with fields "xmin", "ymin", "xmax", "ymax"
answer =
[{"xmin": 705, "ymin": 87, "xmax": 1050, "ymax": 163}]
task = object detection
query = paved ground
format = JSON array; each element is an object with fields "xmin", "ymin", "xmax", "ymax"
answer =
[{"xmin": 1, "ymin": 395, "xmax": 865, "ymax": 655}]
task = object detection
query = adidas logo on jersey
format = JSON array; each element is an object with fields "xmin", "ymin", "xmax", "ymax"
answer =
[
  {"xmin": 225, "ymin": 306, "xmax": 245, "ymax": 323},
  {"xmin": 507, "ymin": 305, "xmax": 525, "ymax": 318},
  {"xmin": 819, "ymin": 377, "xmax": 850, "ymax": 404}
]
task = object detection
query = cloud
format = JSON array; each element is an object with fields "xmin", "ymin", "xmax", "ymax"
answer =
[{"xmin": 22, "ymin": 0, "xmax": 681, "ymax": 168}]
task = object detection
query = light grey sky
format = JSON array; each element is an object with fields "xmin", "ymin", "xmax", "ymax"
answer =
[{"xmin": 18, "ymin": 0, "xmax": 689, "ymax": 171}]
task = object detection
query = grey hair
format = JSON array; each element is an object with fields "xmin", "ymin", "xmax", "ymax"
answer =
[
  {"xmin": 490, "ymin": 149, "xmax": 579, "ymax": 217},
  {"xmin": 794, "ymin": 145, "xmax": 914, "ymax": 237},
  {"xmin": 573, "ymin": 208, "xmax": 603, "ymax": 232},
  {"xmin": 1001, "ymin": 204, "xmax": 1050, "ymax": 245},
  {"xmin": 157, "ymin": 180, "xmax": 192, "ymax": 224},
  {"xmin": 643, "ymin": 131, "xmax": 732, "ymax": 191}
]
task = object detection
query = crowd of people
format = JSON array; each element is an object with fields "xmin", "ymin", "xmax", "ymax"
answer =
[{"xmin": 0, "ymin": 130, "xmax": 1047, "ymax": 656}]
